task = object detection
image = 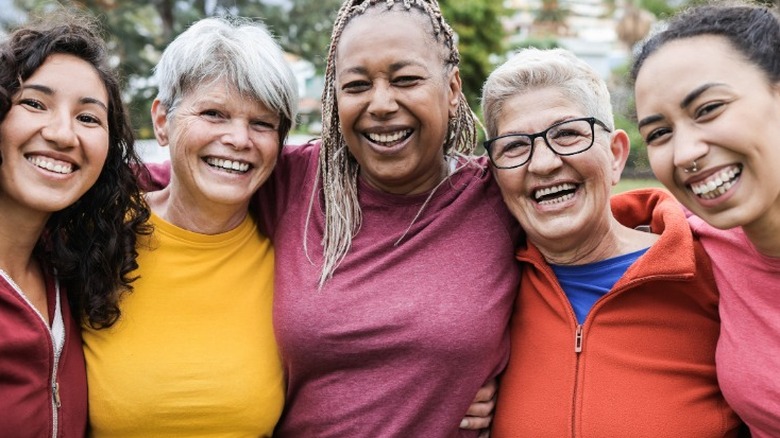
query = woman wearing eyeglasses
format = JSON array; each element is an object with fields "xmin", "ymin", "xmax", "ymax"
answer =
[{"xmin": 481, "ymin": 48, "xmax": 741, "ymax": 437}]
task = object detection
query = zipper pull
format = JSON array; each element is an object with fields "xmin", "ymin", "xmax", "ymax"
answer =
[
  {"xmin": 574, "ymin": 324, "xmax": 583, "ymax": 353},
  {"xmin": 53, "ymin": 382, "xmax": 61, "ymax": 408}
]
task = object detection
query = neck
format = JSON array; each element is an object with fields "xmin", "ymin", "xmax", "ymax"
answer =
[
  {"xmin": 742, "ymin": 211, "xmax": 780, "ymax": 257},
  {"xmin": 0, "ymin": 201, "xmax": 48, "ymax": 278},
  {"xmin": 146, "ymin": 187, "xmax": 249, "ymax": 235},
  {"xmin": 537, "ymin": 216, "xmax": 658, "ymax": 266}
]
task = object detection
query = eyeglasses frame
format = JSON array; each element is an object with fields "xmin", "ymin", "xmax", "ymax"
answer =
[{"xmin": 484, "ymin": 116, "xmax": 612, "ymax": 169}]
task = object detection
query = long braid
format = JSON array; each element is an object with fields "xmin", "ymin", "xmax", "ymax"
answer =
[{"xmin": 309, "ymin": 0, "xmax": 478, "ymax": 287}]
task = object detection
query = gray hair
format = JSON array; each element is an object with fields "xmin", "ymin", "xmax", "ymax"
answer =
[
  {"xmin": 154, "ymin": 16, "xmax": 298, "ymax": 142},
  {"xmin": 481, "ymin": 47, "xmax": 614, "ymax": 139}
]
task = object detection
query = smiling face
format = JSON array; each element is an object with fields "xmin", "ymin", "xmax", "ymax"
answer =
[
  {"xmin": 492, "ymin": 87, "xmax": 627, "ymax": 253},
  {"xmin": 334, "ymin": 11, "xmax": 460, "ymax": 195},
  {"xmin": 153, "ymin": 79, "xmax": 281, "ymax": 213},
  {"xmin": 635, "ymin": 35, "xmax": 780, "ymax": 232},
  {"xmin": 0, "ymin": 53, "xmax": 110, "ymax": 218}
]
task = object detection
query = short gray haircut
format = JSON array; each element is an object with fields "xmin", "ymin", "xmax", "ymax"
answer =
[
  {"xmin": 154, "ymin": 16, "xmax": 298, "ymax": 142},
  {"xmin": 481, "ymin": 48, "xmax": 614, "ymax": 139}
]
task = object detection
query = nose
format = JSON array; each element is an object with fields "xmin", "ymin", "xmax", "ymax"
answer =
[
  {"xmin": 671, "ymin": 125, "xmax": 709, "ymax": 171},
  {"xmin": 527, "ymin": 137, "xmax": 562, "ymax": 175},
  {"xmin": 41, "ymin": 111, "xmax": 78, "ymax": 149},
  {"xmin": 367, "ymin": 82, "xmax": 399, "ymax": 118},
  {"xmin": 221, "ymin": 120, "xmax": 252, "ymax": 150}
]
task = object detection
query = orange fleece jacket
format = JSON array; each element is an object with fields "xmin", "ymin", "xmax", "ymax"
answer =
[{"xmin": 493, "ymin": 189, "xmax": 740, "ymax": 438}]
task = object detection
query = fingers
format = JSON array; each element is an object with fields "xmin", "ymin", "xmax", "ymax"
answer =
[
  {"xmin": 473, "ymin": 378, "xmax": 498, "ymax": 403},
  {"xmin": 460, "ymin": 414, "xmax": 493, "ymax": 430},
  {"xmin": 465, "ymin": 396, "xmax": 495, "ymax": 417}
]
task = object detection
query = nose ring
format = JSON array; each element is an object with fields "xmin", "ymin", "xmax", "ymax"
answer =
[{"xmin": 684, "ymin": 160, "xmax": 699, "ymax": 173}]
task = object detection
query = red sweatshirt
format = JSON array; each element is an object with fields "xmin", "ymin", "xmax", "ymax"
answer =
[
  {"xmin": 0, "ymin": 269, "xmax": 87, "ymax": 438},
  {"xmin": 493, "ymin": 189, "xmax": 740, "ymax": 438}
]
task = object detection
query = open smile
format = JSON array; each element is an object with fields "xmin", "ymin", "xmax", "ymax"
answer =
[
  {"xmin": 688, "ymin": 164, "xmax": 742, "ymax": 200},
  {"xmin": 26, "ymin": 154, "xmax": 76, "ymax": 175},
  {"xmin": 533, "ymin": 182, "xmax": 579, "ymax": 206},
  {"xmin": 364, "ymin": 129, "xmax": 413, "ymax": 147},
  {"xmin": 204, "ymin": 157, "xmax": 251, "ymax": 174}
]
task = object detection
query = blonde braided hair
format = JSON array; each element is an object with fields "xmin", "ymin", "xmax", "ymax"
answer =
[{"xmin": 308, "ymin": 0, "xmax": 478, "ymax": 287}]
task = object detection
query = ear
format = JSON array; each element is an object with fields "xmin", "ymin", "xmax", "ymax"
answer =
[
  {"xmin": 151, "ymin": 99, "xmax": 170, "ymax": 147},
  {"xmin": 609, "ymin": 129, "xmax": 631, "ymax": 187},
  {"xmin": 447, "ymin": 66, "xmax": 462, "ymax": 118}
]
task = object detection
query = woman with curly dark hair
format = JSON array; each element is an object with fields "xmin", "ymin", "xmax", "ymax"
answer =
[{"xmin": 0, "ymin": 11, "xmax": 149, "ymax": 437}]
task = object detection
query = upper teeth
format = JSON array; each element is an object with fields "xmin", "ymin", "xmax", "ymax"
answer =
[
  {"xmin": 690, "ymin": 165, "xmax": 741, "ymax": 199},
  {"xmin": 27, "ymin": 156, "xmax": 74, "ymax": 174},
  {"xmin": 534, "ymin": 183, "xmax": 576, "ymax": 201},
  {"xmin": 205, "ymin": 157, "xmax": 250, "ymax": 173},
  {"xmin": 367, "ymin": 130, "xmax": 411, "ymax": 144}
]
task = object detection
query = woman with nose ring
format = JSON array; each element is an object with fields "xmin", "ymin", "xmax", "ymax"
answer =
[{"xmin": 633, "ymin": 3, "xmax": 780, "ymax": 436}]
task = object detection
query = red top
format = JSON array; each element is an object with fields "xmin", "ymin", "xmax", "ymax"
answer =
[
  {"xmin": 493, "ymin": 189, "xmax": 741, "ymax": 438},
  {"xmin": 0, "ymin": 269, "xmax": 88, "ymax": 438}
]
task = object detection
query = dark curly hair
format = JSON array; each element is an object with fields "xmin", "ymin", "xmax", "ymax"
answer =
[
  {"xmin": 631, "ymin": 2, "xmax": 780, "ymax": 84},
  {"xmin": 0, "ymin": 11, "xmax": 151, "ymax": 328}
]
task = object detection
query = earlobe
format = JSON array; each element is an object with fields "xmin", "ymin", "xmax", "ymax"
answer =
[{"xmin": 151, "ymin": 99, "xmax": 170, "ymax": 146}]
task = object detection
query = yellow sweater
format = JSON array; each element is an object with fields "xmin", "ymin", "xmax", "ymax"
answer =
[{"xmin": 83, "ymin": 212, "xmax": 283, "ymax": 437}]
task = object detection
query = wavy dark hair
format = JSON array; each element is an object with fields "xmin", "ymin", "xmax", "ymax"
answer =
[
  {"xmin": 631, "ymin": 2, "xmax": 780, "ymax": 84},
  {"xmin": 0, "ymin": 11, "xmax": 151, "ymax": 328}
]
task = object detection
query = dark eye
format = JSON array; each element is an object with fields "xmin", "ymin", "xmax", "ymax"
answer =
[
  {"xmin": 644, "ymin": 127, "xmax": 671, "ymax": 146},
  {"xmin": 695, "ymin": 101, "xmax": 725, "ymax": 119},
  {"xmin": 77, "ymin": 113, "xmax": 103, "ymax": 126},
  {"xmin": 251, "ymin": 119, "xmax": 277, "ymax": 132},
  {"xmin": 342, "ymin": 80, "xmax": 371, "ymax": 93},
  {"xmin": 20, "ymin": 98, "xmax": 45, "ymax": 110},
  {"xmin": 200, "ymin": 109, "xmax": 225, "ymax": 120},
  {"xmin": 394, "ymin": 76, "xmax": 421, "ymax": 86},
  {"xmin": 497, "ymin": 137, "xmax": 531, "ymax": 158}
]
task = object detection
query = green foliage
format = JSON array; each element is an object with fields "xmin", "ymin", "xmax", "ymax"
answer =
[{"xmin": 440, "ymin": 0, "xmax": 507, "ymax": 110}]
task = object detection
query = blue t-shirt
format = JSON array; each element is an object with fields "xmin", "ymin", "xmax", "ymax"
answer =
[{"xmin": 551, "ymin": 247, "xmax": 649, "ymax": 324}]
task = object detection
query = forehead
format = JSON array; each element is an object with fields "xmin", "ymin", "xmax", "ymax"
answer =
[
  {"xmin": 336, "ymin": 10, "xmax": 443, "ymax": 66},
  {"xmin": 180, "ymin": 79, "xmax": 275, "ymax": 115},
  {"xmin": 497, "ymin": 87, "xmax": 585, "ymax": 133},
  {"xmin": 26, "ymin": 53, "xmax": 108, "ymax": 101},
  {"xmin": 635, "ymin": 35, "xmax": 766, "ymax": 111}
]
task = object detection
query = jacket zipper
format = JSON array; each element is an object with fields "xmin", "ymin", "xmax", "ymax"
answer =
[
  {"xmin": 0, "ymin": 269, "xmax": 61, "ymax": 438},
  {"xmin": 572, "ymin": 323, "xmax": 583, "ymax": 437}
]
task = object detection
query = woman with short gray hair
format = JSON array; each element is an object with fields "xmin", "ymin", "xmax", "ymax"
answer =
[{"xmin": 82, "ymin": 16, "xmax": 297, "ymax": 436}]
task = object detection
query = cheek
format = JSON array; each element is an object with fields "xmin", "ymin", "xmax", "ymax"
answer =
[{"xmin": 646, "ymin": 147, "xmax": 672, "ymax": 181}]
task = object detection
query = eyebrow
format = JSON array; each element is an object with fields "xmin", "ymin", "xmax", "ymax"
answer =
[
  {"xmin": 637, "ymin": 82, "xmax": 725, "ymax": 130},
  {"xmin": 22, "ymin": 84, "xmax": 109, "ymax": 113},
  {"xmin": 341, "ymin": 60, "xmax": 425, "ymax": 76}
]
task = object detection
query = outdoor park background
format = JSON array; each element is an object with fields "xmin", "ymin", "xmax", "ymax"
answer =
[{"xmin": 4, "ymin": 0, "xmax": 765, "ymax": 191}]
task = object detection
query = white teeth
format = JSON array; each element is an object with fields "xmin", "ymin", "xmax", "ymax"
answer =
[
  {"xmin": 366, "ymin": 129, "xmax": 411, "ymax": 144},
  {"xmin": 27, "ymin": 156, "xmax": 74, "ymax": 174},
  {"xmin": 205, "ymin": 157, "xmax": 250, "ymax": 173},
  {"xmin": 534, "ymin": 183, "xmax": 577, "ymax": 201},
  {"xmin": 690, "ymin": 165, "xmax": 742, "ymax": 199},
  {"xmin": 538, "ymin": 192, "xmax": 575, "ymax": 206}
]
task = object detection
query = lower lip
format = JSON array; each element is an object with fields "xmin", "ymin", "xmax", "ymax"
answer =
[{"xmin": 366, "ymin": 134, "xmax": 411, "ymax": 156}]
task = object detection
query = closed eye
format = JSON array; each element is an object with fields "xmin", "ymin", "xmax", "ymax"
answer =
[{"xmin": 342, "ymin": 80, "xmax": 371, "ymax": 93}]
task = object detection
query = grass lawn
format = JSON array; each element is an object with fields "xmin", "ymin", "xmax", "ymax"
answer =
[{"xmin": 613, "ymin": 178, "xmax": 666, "ymax": 194}]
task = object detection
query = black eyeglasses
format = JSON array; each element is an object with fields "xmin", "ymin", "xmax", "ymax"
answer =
[{"xmin": 484, "ymin": 117, "xmax": 611, "ymax": 169}]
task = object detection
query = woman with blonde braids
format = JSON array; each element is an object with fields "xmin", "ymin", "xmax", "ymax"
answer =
[
  {"xmin": 146, "ymin": 0, "xmax": 516, "ymax": 434},
  {"xmin": 259, "ymin": 0, "xmax": 519, "ymax": 435}
]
